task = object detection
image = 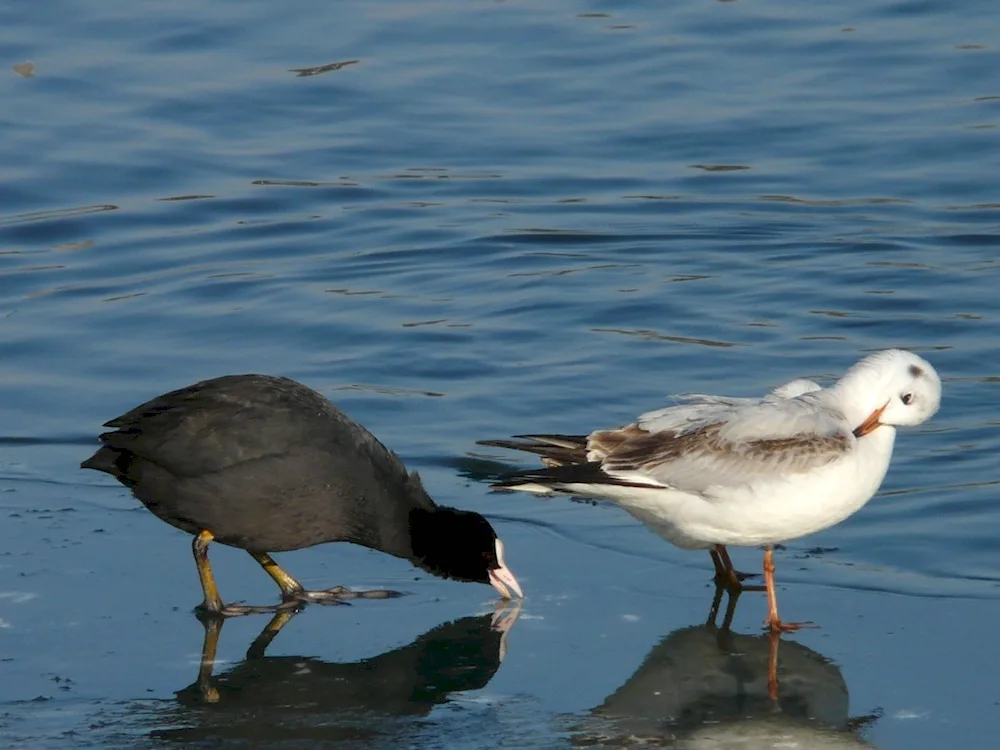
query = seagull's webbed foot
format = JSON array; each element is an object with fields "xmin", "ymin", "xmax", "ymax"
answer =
[{"xmin": 764, "ymin": 616, "xmax": 817, "ymax": 634}]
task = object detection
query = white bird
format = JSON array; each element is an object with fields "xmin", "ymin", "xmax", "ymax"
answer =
[{"xmin": 480, "ymin": 349, "xmax": 941, "ymax": 632}]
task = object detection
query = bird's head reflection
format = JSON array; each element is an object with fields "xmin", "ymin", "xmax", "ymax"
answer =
[{"xmin": 152, "ymin": 602, "xmax": 520, "ymax": 745}]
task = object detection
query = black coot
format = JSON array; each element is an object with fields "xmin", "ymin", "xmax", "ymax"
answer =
[{"xmin": 81, "ymin": 374, "xmax": 522, "ymax": 615}]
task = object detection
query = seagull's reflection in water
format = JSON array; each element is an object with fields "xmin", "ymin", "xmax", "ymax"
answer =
[
  {"xmin": 149, "ymin": 601, "xmax": 521, "ymax": 747},
  {"xmin": 573, "ymin": 589, "xmax": 881, "ymax": 749}
]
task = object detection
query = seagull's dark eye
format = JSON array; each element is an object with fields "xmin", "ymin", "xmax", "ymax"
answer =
[{"xmin": 901, "ymin": 393, "xmax": 914, "ymax": 405}]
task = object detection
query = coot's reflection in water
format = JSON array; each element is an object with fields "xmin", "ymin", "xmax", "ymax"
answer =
[
  {"xmin": 574, "ymin": 592, "xmax": 880, "ymax": 748},
  {"xmin": 149, "ymin": 602, "xmax": 521, "ymax": 747}
]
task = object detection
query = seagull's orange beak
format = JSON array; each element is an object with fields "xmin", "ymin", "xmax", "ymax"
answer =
[{"xmin": 853, "ymin": 402, "xmax": 888, "ymax": 438}]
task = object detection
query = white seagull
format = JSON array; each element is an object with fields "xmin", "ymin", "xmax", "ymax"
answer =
[{"xmin": 480, "ymin": 349, "xmax": 941, "ymax": 632}]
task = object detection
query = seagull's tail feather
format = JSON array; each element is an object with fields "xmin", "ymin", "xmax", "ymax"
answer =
[
  {"xmin": 490, "ymin": 462, "xmax": 660, "ymax": 493},
  {"xmin": 477, "ymin": 434, "xmax": 589, "ymax": 468}
]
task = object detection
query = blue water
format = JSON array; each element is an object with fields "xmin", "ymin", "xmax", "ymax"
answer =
[{"xmin": 2, "ymin": 0, "xmax": 999, "ymax": 747}]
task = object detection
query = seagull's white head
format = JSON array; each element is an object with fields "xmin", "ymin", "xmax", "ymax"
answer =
[{"xmin": 836, "ymin": 349, "xmax": 941, "ymax": 436}]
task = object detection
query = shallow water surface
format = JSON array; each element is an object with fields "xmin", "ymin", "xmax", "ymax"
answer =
[{"xmin": 2, "ymin": 0, "xmax": 999, "ymax": 748}]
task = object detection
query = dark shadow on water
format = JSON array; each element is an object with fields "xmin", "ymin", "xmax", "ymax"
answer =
[
  {"xmin": 571, "ymin": 592, "xmax": 881, "ymax": 748},
  {"xmin": 140, "ymin": 603, "xmax": 520, "ymax": 748},
  {"xmin": 436, "ymin": 453, "xmax": 517, "ymax": 482}
]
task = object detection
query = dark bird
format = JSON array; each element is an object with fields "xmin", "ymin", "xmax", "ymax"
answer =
[{"xmin": 81, "ymin": 374, "xmax": 522, "ymax": 615}]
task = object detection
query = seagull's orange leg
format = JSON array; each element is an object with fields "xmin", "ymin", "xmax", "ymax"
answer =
[
  {"xmin": 716, "ymin": 544, "xmax": 734, "ymax": 572},
  {"xmin": 763, "ymin": 547, "xmax": 813, "ymax": 633},
  {"xmin": 711, "ymin": 545, "xmax": 765, "ymax": 594},
  {"xmin": 709, "ymin": 546, "xmax": 728, "ymax": 579}
]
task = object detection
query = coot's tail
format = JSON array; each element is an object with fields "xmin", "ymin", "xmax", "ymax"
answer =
[{"xmin": 80, "ymin": 445, "xmax": 136, "ymax": 487}]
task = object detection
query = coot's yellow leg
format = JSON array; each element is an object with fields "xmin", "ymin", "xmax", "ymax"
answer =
[
  {"xmin": 194, "ymin": 532, "xmax": 299, "ymax": 616},
  {"xmin": 249, "ymin": 551, "xmax": 305, "ymax": 599},
  {"xmin": 193, "ymin": 530, "xmax": 224, "ymax": 614}
]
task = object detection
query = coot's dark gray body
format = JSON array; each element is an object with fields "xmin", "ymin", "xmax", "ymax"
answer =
[
  {"xmin": 84, "ymin": 375, "xmax": 429, "ymax": 557},
  {"xmin": 82, "ymin": 374, "xmax": 522, "ymax": 611}
]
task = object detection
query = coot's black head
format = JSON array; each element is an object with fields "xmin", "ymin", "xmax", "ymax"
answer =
[{"xmin": 410, "ymin": 508, "xmax": 522, "ymax": 599}]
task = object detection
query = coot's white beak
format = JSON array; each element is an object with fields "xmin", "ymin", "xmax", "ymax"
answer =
[{"xmin": 488, "ymin": 539, "xmax": 523, "ymax": 599}]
